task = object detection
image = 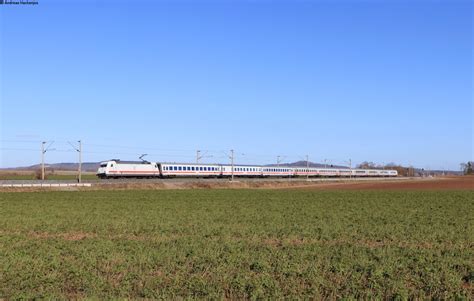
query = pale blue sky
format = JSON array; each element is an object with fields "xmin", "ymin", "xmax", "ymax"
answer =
[{"xmin": 0, "ymin": 0, "xmax": 472, "ymax": 170}]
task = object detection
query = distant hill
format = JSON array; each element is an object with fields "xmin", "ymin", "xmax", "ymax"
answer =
[{"xmin": 2, "ymin": 162, "xmax": 100, "ymax": 172}]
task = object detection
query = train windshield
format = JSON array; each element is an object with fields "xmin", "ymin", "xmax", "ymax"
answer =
[{"xmin": 100, "ymin": 163, "xmax": 108, "ymax": 167}]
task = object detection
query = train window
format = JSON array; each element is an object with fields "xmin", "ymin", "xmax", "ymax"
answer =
[
  {"xmin": 203, "ymin": 167, "xmax": 207, "ymax": 171},
  {"xmin": 191, "ymin": 167, "xmax": 195, "ymax": 171},
  {"xmin": 111, "ymin": 164, "xmax": 114, "ymax": 167},
  {"xmin": 178, "ymin": 166, "xmax": 182, "ymax": 171}
]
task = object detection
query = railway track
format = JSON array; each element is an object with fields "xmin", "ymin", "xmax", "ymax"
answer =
[{"xmin": 0, "ymin": 177, "xmax": 416, "ymax": 187}]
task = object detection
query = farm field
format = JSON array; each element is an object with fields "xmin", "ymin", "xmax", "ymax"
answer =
[
  {"xmin": 0, "ymin": 189, "xmax": 473, "ymax": 299},
  {"xmin": 0, "ymin": 171, "xmax": 97, "ymax": 181}
]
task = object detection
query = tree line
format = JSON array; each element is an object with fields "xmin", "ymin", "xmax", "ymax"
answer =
[{"xmin": 460, "ymin": 161, "xmax": 473, "ymax": 175}]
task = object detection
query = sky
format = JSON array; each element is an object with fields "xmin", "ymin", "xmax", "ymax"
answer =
[{"xmin": 0, "ymin": 0, "xmax": 472, "ymax": 170}]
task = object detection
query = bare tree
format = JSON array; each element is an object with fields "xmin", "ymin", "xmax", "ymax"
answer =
[{"xmin": 461, "ymin": 161, "xmax": 473, "ymax": 175}]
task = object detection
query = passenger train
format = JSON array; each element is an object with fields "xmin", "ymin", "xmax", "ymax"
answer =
[{"xmin": 96, "ymin": 160, "xmax": 398, "ymax": 179}]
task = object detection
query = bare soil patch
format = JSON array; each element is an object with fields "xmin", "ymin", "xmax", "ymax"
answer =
[{"xmin": 293, "ymin": 176, "xmax": 473, "ymax": 191}]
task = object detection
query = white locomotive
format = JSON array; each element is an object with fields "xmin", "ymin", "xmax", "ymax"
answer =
[{"xmin": 97, "ymin": 160, "xmax": 398, "ymax": 179}]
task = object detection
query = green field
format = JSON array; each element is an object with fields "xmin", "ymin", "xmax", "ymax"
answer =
[{"xmin": 0, "ymin": 189, "xmax": 473, "ymax": 299}]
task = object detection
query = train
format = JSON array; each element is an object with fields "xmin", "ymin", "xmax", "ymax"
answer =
[{"xmin": 96, "ymin": 159, "xmax": 398, "ymax": 179}]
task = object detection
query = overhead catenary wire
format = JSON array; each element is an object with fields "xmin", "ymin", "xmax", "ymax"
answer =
[{"xmin": 1, "ymin": 138, "xmax": 400, "ymax": 170}]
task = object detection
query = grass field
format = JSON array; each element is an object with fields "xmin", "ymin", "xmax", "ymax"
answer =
[{"xmin": 0, "ymin": 189, "xmax": 473, "ymax": 299}]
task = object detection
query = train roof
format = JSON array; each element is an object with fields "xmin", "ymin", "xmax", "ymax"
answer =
[{"xmin": 106, "ymin": 160, "xmax": 153, "ymax": 164}]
